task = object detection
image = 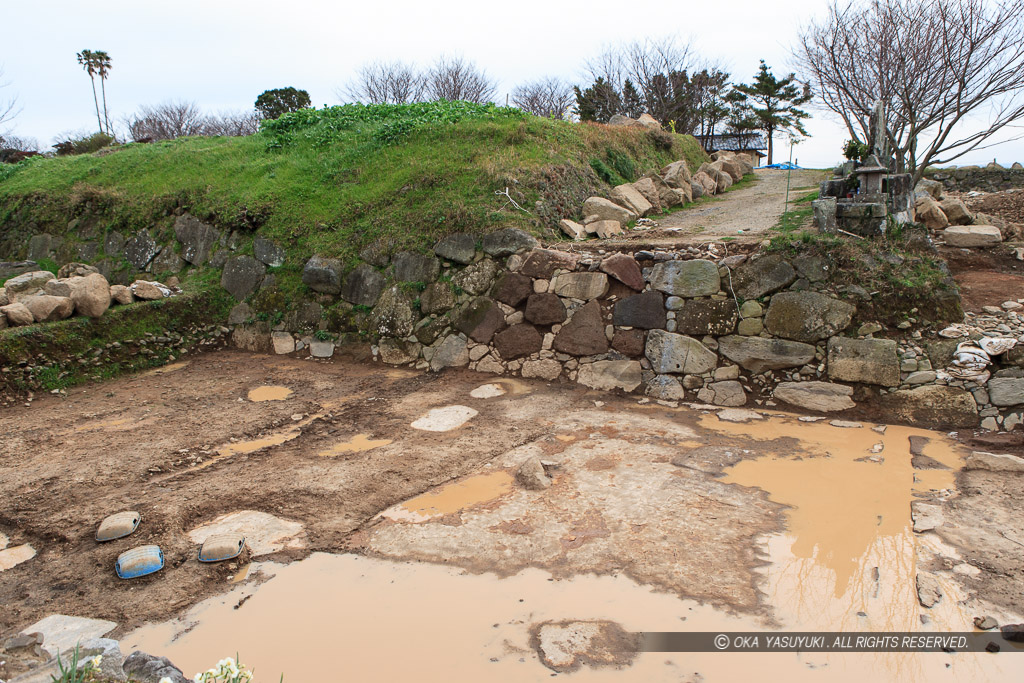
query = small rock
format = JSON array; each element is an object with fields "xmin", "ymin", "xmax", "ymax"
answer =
[{"xmin": 515, "ymin": 457, "xmax": 552, "ymax": 490}]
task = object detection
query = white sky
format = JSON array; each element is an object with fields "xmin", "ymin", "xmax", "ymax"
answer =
[{"xmin": 3, "ymin": 0, "xmax": 1023, "ymax": 168}]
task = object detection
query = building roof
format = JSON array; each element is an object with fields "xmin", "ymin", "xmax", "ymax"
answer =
[{"xmin": 706, "ymin": 133, "xmax": 768, "ymax": 154}]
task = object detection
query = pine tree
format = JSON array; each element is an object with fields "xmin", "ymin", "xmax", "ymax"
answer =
[
  {"xmin": 573, "ymin": 78, "xmax": 621, "ymax": 123},
  {"xmin": 728, "ymin": 60, "xmax": 811, "ymax": 164}
]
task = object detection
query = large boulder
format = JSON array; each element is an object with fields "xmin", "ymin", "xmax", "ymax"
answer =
[
  {"xmin": 302, "ymin": 256, "xmax": 344, "ymax": 295},
  {"xmin": 938, "ymin": 197, "xmax": 972, "ymax": 226},
  {"xmin": 67, "ymin": 273, "xmax": 111, "ymax": 318},
  {"xmin": 718, "ymin": 335, "xmax": 816, "ymax": 372},
  {"xmin": 4, "ymin": 270, "xmax": 55, "ymax": 300},
  {"xmin": 613, "ymin": 291, "xmax": 666, "ymax": 329},
  {"xmin": 370, "ymin": 285, "xmax": 416, "ymax": 337},
  {"xmin": 0, "ymin": 302, "xmax": 34, "ymax": 326},
  {"xmin": 582, "ymin": 197, "xmax": 637, "ymax": 224},
  {"xmin": 693, "ymin": 171, "xmax": 717, "ymax": 196},
  {"xmin": 577, "ymin": 360, "xmax": 643, "ymax": 392},
  {"xmin": 481, "ymin": 228, "xmax": 538, "ymax": 257},
  {"xmin": 645, "ymin": 329, "xmax": 717, "ymax": 375},
  {"xmin": 490, "ymin": 272, "xmax": 534, "ymax": 307},
  {"xmin": 880, "ymin": 385, "xmax": 979, "ymax": 428},
  {"xmin": 110, "ymin": 284, "xmax": 134, "ymax": 306},
  {"xmin": 649, "ymin": 259, "xmax": 720, "ymax": 298},
  {"xmin": 914, "ymin": 178, "xmax": 944, "ymax": 200},
  {"xmin": 550, "ymin": 272, "xmax": 609, "ymax": 300},
  {"xmin": 942, "ymin": 225, "xmax": 1002, "ymax": 247},
  {"xmin": 122, "ymin": 651, "xmax": 189, "ymax": 683},
  {"xmin": 519, "ymin": 248, "xmax": 581, "ymax": 279},
  {"xmin": 524, "ymin": 293, "xmax": 567, "ymax": 326},
  {"xmin": 675, "ymin": 299, "xmax": 738, "ymax": 336},
  {"xmin": 697, "ymin": 380, "xmax": 746, "ymax": 407},
  {"xmin": 341, "ymin": 264, "xmax": 386, "ymax": 306},
  {"xmin": 220, "ymin": 255, "xmax": 266, "ymax": 301},
  {"xmin": 22, "ymin": 294, "xmax": 75, "ymax": 322},
  {"xmin": 420, "ymin": 281, "xmax": 456, "ymax": 315},
  {"xmin": 452, "ymin": 258, "xmax": 499, "ymax": 295},
  {"xmin": 610, "ymin": 184, "xmax": 653, "ymax": 217},
  {"xmin": 915, "ymin": 196, "xmax": 949, "ymax": 230},
  {"xmin": 715, "ymin": 158, "xmax": 744, "ymax": 182},
  {"xmin": 392, "ymin": 251, "xmax": 440, "ymax": 283},
  {"xmin": 455, "ymin": 297, "xmax": 505, "ymax": 343},
  {"xmin": 729, "ymin": 254, "xmax": 797, "ymax": 299},
  {"xmin": 630, "ymin": 178, "xmax": 662, "ymax": 213},
  {"xmin": 124, "ymin": 229, "xmax": 160, "ymax": 270},
  {"xmin": 763, "ymin": 291, "xmax": 855, "ymax": 342},
  {"xmin": 599, "ymin": 253, "xmax": 644, "ymax": 290},
  {"xmin": 429, "ymin": 334, "xmax": 470, "ymax": 371},
  {"xmin": 827, "ymin": 337, "xmax": 900, "ymax": 386},
  {"xmin": 553, "ymin": 301, "xmax": 609, "ymax": 356},
  {"xmin": 173, "ymin": 214, "xmax": 220, "ymax": 265},
  {"xmin": 434, "ymin": 233, "xmax": 477, "ymax": 264},
  {"xmin": 988, "ymin": 378, "xmax": 1024, "ymax": 407},
  {"xmin": 774, "ymin": 381, "xmax": 855, "ymax": 412},
  {"xmin": 660, "ymin": 160, "xmax": 692, "ymax": 189},
  {"xmin": 253, "ymin": 237, "xmax": 286, "ymax": 267},
  {"xmin": 493, "ymin": 323, "xmax": 544, "ymax": 360}
]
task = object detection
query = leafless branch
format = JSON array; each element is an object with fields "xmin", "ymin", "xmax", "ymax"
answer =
[
  {"xmin": 511, "ymin": 77, "xmax": 574, "ymax": 118},
  {"xmin": 421, "ymin": 55, "xmax": 497, "ymax": 104},
  {"xmin": 342, "ymin": 60, "xmax": 423, "ymax": 104},
  {"xmin": 795, "ymin": 0, "xmax": 1024, "ymax": 182}
]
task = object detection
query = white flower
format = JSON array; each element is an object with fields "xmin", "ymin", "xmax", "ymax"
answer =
[
  {"xmin": 193, "ymin": 674, "xmax": 206, "ymax": 683},
  {"xmin": 91, "ymin": 655, "xmax": 103, "ymax": 668},
  {"xmin": 159, "ymin": 678, "xmax": 175, "ymax": 683}
]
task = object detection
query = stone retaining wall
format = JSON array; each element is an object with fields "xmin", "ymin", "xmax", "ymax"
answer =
[
  {"xmin": 928, "ymin": 164, "xmax": 1024, "ymax": 193},
  {"xmin": 230, "ymin": 229, "xmax": 1022, "ymax": 432}
]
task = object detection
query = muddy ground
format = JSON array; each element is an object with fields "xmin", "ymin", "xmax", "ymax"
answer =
[
  {"xmin": 0, "ymin": 350, "xmax": 779, "ymax": 639},
  {"xmin": 2, "ymin": 347, "xmax": 1024, "ymax": 653}
]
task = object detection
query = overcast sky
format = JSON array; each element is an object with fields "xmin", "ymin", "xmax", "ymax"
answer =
[{"xmin": 3, "ymin": 0, "xmax": 1022, "ymax": 168}]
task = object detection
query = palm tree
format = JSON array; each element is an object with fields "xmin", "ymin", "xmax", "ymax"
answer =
[
  {"xmin": 77, "ymin": 50, "xmax": 103, "ymax": 134},
  {"xmin": 94, "ymin": 51, "xmax": 113, "ymax": 135}
]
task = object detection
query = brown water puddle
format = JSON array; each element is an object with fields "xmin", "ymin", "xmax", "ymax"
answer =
[
  {"xmin": 247, "ymin": 386, "xmax": 293, "ymax": 402},
  {"xmin": 141, "ymin": 361, "xmax": 191, "ymax": 376},
  {"xmin": 381, "ymin": 470, "xmax": 514, "ymax": 522},
  {"xmin": 318, "ymin": 434, "xmax": 392, "ymax": 457},
  {"xmin": 124, "ymin": 553, "xmax": 1020, "ymax": 683}
]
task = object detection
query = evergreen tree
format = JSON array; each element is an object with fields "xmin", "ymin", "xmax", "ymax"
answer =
[
  {"xmin": 573, "ymin": 78, "xmax": 621, "ymax": 123},
  {"xmin": 255, "ymin": 87, "xmax": 312, "ymax": 120},
  {"xmin": 621, "ymin": 80, "xmax": 644, "ymax": 119},
  {"xmin": 728, "ymin": 60, "xmax": 811, "ymax": 164}
]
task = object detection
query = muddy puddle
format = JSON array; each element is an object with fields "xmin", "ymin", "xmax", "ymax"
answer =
[
  {"xmin": 247, "ymin": 386, "xmax": 293, "ymax": 402},
  {"xmin": 380, "ymin": 470, "xmax": 514, "ymax": 522},
  {"xmin": 318, "ymin": 434, "xmax": 393, "ymax": 457},
  {"xmin": 122, "ymin": 412, "xmax": 1023, "ymax": 682}
]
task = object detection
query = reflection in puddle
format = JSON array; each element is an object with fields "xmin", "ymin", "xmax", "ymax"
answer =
[
  {"xmin": 216, "ymin": 431, "xmax": 300, "ymax": 458},
  {"xmin": 247, "ymin": 386, "xmax": 293, "ymax": 402},
  {"xmin": 0, "ymin": 544, "xmax": 36, "ymax": 571},
  {"xmin": 319, "ymin": 434, "xmax": 393, "ymax": 457},
  {"xmin": 381, "ymin": 471, "xmax": 513, "ymax": 522}
]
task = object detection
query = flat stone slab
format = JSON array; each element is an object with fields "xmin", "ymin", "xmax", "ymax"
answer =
[
  {"xmin": 469, "ymin": 384, "xmax": 506, "ymax": 399},
  {"xmin": 188, "ymin": 510, "xmax": 305, "ymax": 556},
  {"xmin": 773, "ymin": 381, "xmax": 855, "ymax": 412},
  {"xmin": 19, "ymin": 615, "xmax": 116, "ymax": 655},
  {"xmin": 0, "ymin": 543, "xmax": 36, "ymax": 572},
  {"xmin": 410, "ymin": 405, "xmax": 479, "ymax": 432}
]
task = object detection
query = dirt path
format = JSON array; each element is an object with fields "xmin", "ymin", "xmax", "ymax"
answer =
[{"xmin": 603, "ymin": 168, "xmax": 827, "ymax": 248}]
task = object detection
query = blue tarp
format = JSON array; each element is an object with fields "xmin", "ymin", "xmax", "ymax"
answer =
[{"xmin": 762, "ymin": 162, "xmax": 803, "ymax": 170}]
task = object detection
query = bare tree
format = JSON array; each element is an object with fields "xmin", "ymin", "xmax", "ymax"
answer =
[
  {"xmin": 511, "ymin": 77, "xmax": 574, "ymax": 118},
  {"xmin": 583, "ymin": 36, "xmax": 703, "ymax": 126},
  {"xmin": 343, "ymin": 60, "xmax": 422, "ymax": 104},
  {"xmin": 796, "ymin": 0, "xmax": 1024, "ymax": 182},
  {"xmin": 421, "ymin": 55, "xmax": 497, "ymax": 103},
  {"xmin": 125, "ymin": 101, "xmax": 208, "ymax": 141},
  {"xmin": 203, "ymin": 110, "xmax": 261, "ymax": 137},
  {"xmin": 0, "ymin": 67, "xmax": 21, "ymax": 137}
]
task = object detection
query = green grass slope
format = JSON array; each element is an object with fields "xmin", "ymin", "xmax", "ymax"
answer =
[{"xmin": 0, "ymin": 102, "xmax": 707, "ymax": 268}]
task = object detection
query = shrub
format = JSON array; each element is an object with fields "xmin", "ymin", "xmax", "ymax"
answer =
[{"xmin": 53, "ymin": 132, "xmax": 115, "ymax": 156}]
